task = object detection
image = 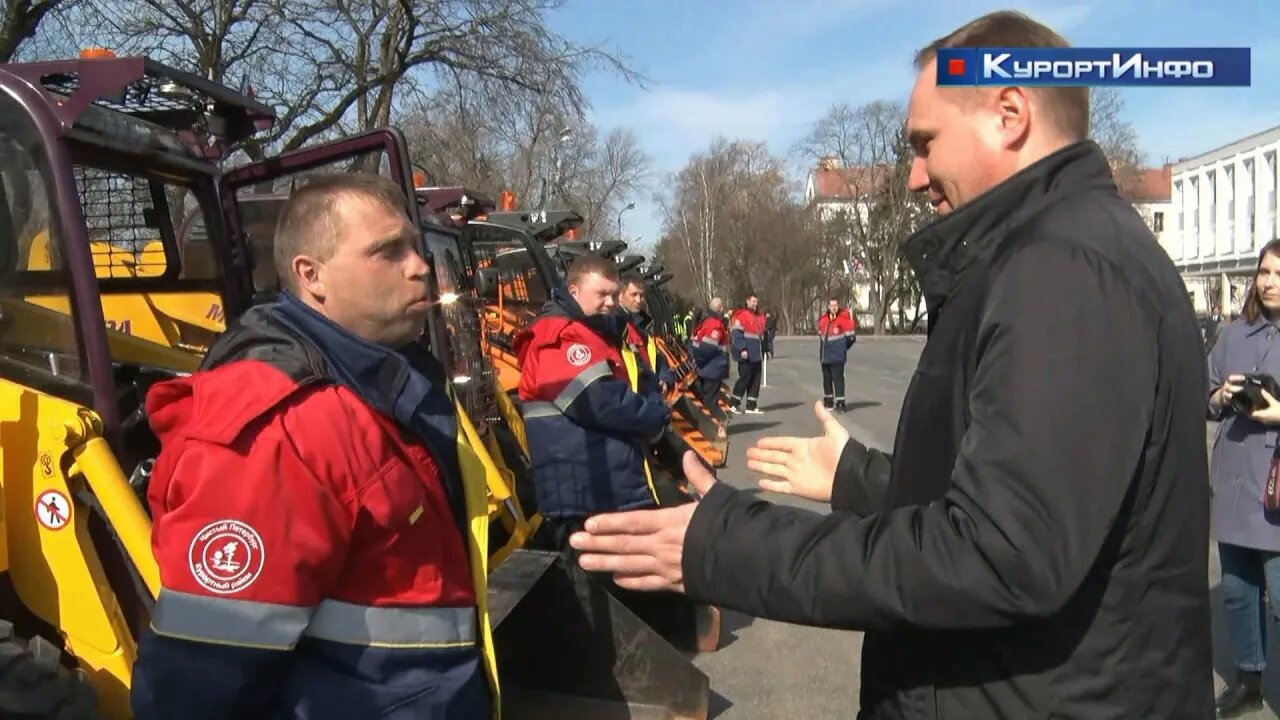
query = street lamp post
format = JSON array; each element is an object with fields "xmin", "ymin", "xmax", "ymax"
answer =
[{"xmin": 618, "ymin": 201, "xmax": 635, "ymax": 240}]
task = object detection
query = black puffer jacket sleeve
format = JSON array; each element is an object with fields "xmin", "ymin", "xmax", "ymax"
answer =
[
  {"xmin": 681, "ymin": 238, "xmax": 1156, "ymax": 632},
  {"xmin": 829, "ymin": 439, "xmax": 892, "ymax": 516}
]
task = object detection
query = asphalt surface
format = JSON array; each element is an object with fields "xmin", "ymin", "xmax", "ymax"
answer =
[{"xmin": 692, "ymin": 335, "xmax": 1277, "ymax": 719}]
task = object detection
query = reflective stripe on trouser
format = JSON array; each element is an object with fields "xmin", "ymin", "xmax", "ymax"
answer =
[{"xmin": 150, "ymin": 589, "xmax": 477, "ymax": 650}]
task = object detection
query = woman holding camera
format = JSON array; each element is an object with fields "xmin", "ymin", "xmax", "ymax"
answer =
[{"xmin": 1209, "ymin": 238, "xmax": 1280, "ymax": 718}]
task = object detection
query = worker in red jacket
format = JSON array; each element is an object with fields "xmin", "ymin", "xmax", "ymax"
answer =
[
  {"xmin": 516, "ymin": 254, "xmax": 699, "ymax": 644},
  {"xmin": 689, "ymin": 297, "xmax": 729, "ymax": 413},
  {"xmin": 729, "ymin": 293, "xmax": 768, "ymax": 414},
  {"xmin": 514, "ymin": 254, "xmax": 672, "ymax": 540},
  {"xmin": 132, "ymin": 174, "xmax": 494, "ymax": 720},
  {"xmin": 818, "ymin": 298, "xmax": 857, "ymax": 411}
]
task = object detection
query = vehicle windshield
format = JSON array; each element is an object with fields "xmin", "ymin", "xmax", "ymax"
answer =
[
  {"xmin": 0, "ymin": 106, "xmax": 91, "ymax": 399},
  {"xmin": 208, "ymin": 146, "xmax": 401, "ymax": 299},
  {"xmin": 1, "ymin": 104, "xmax": 227, "ymax": 383},
  {"xmin": 465, "ymin": 223, "xmax": 552, "ymax": 338}
]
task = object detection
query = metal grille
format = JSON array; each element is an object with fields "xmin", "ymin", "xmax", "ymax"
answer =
[
  {"xmin": 40, "ymin": 69, "xmax": 202, "ymax": 117},
  {"xmin": 75, "ymin": 167, "xmax": 171, "ymax": 279},
  {"xmin": 469, "ymin": 241, "xmax": 548, "ymax": 357}
]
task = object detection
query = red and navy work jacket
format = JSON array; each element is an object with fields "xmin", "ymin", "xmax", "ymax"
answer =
[
  {"xmin": 131, "ymin": 296, "xmax": 490, "ymax": 720},
  {"xmin": 623, "ymin": 309, "xmax": 675, "ymax": 390},
  {"xmin": 818, "ymin": 309, "xmax": 857, "ymax": 365},
  {"xmin": 689, "ymin": 312, "xmax": 729, "ymax": 380},
  {"xmin": 514, "ymin": 294, "xmax": 671, "ymax": 520},
  {"xmin": 730, "ymin": 307, "xmax": 768, "ymax": 363}
]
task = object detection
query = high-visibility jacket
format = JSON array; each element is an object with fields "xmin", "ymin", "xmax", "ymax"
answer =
[
  {"xmin": 623, "ymin": 309, "xmax": 675, "ymax": 390},
  {"xmin": 689, "ymin": 313, "xmax": 729, "ymax": 380},
  {"xmin": 730, "ymin": 308, "xmax": 768, "ymax": 363},
  {"xmin": 513, "ymin": 293, "xmax": 670, "ymax": 519},
  {"xmin": 132, "ymin": 295, "xmax": 496, "ymax": 720},
  {"xmin": 818, "ymin": 309, "xmax": 857, "ymax": 365},
  {"xmin": 676, "ymin": 312, "xmax": 692, "ymax": 340}
]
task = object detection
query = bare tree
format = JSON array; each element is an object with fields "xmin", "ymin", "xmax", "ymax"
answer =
[
  {"xmin": 272, "ymin": 0, "xmax": 641, "ymax": 153},
  {"xmin": 43, "ymin": 0, "xmax": 639, "ymax": 164},
  {"xmin": 654, "ymin": 137, "xmax": 826, "ymax": 332},
  {"xmin": 574, "ymin": 128, "xmax": 649, "ymax": 240},
  {"xmin": 399, "ymin": 80, "xmax": 650, "ymax": 244},
  {"xmin": 795, "ymin": 100, "xmax": 932, "ymax": 334},
  {"xmin": 656, "ymin": 138, "xmax": 742, "ymax": 303},
  {"xmin": 1, "ymin": 0, "xmax": 66, "ymax": 61},
  {"xmin": 1090, "ymin": 87, "xmax": 1146, "ymax": 201}
]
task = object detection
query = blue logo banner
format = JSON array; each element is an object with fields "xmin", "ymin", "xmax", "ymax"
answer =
[{"xmin": 936, "ymin": 47, "xmax": 1251, "ymax": 87}]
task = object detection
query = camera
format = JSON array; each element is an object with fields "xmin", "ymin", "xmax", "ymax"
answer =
[{"xmin": 1230, "ymin": 373, "xmax": 1280, "ymax": 415}]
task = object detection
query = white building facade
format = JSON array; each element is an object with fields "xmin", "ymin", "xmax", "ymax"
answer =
[{"xmin": 1162, "ymin": 125, "xmax": 1280, "ymax": 315}]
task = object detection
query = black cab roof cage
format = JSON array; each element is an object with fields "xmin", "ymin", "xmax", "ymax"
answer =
[
  {"xmin": 639, "ymin": 261, "xmax": 665, "ymax": 279},
  {"xmin": 483, "ymin": 209, "xmax": 583, "ymax": 242},
  {"xmin": 2, "ymin": 54, "xmax": 276, "ymax": 159},
  {"xmin": 615, "ymin": 255, "xmax": 644, "ymax": 274},
  {"xmin": 418, "ymin": 186, "xmax": 494, "ymax": 222},
  {"xmin": 556, "ymin": 239, "xmax": 627, "ymax": 259}
]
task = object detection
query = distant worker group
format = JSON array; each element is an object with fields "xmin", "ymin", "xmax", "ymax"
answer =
[{"xmin": 683, "ymin": 294, "xmax": 860, "ymax": 413}]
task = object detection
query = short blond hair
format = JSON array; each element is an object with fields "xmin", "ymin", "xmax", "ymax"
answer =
[
  {"xmin": 915, "ymin": 10, "xmax": 1088, "ymax": 141},
  {"xmin": 272, "ymin": 173, "xmax": 409, "ymax": 292}
]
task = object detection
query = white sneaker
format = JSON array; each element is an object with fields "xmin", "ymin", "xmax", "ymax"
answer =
[{"xmin": 745, "ymin": 408, "xmax": 763, "ymax": 415}]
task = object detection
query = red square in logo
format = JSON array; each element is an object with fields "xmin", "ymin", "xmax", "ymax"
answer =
[{"xmin": 948, "ymin": 58, "xmax": 966, "ymax": 76}]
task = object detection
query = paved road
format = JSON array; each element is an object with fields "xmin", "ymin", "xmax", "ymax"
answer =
[{"xmin": 692, "ymin": 336, "xmax": 1277, "ymax": 719}]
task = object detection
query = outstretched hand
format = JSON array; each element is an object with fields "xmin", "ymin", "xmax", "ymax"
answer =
[
  {"xmin": 569, "ymin": 452, "xmax": 717, "ymax": 593},
  {"xmin": 745, "ymin": 400, "xmax": 848, "ymax": 502}
]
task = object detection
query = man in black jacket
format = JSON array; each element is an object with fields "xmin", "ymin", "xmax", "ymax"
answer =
[{"xmin": 567, "ymin": 10, "xmax": 1214, "ymax": 719}]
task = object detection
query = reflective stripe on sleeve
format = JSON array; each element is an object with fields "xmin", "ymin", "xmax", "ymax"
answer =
[
  {"xmin": 522, "ymin": 400, "xmax": 560, "ymax": 418},
  {"xmin": 151, "ymin": 588, "xmax": 312, "ymax": 650},
  {"xmin": 554, "ymin": 360, "xmax": 612, "ymax": 411},
  {"xmin": 302, "ymin": 600, "xmax": 476, "ymax": 649}
]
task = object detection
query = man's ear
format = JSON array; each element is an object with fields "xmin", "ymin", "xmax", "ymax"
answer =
[
  {"xmin": 994, "ymin": 86, "xmax": 1032, "ymax": 150},
  {"xmin": 292, "ymin": 255, "xmax": 326, "ymax": 300}
]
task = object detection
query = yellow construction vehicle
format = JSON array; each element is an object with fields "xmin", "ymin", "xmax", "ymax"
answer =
[{"xmin": 0, "ymin": 52, "xmax": 709, "ymax": 719}]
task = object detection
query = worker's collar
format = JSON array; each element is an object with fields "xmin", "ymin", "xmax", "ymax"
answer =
[
  {"xmin": 548, "ymin": 287, "xmax": 627, "ymax": 344},
  {"xmin": 272, "ymin": 291, "xmax": 468, "ymax": 529}
]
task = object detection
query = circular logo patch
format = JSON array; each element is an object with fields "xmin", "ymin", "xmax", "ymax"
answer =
[
  {"xmin": 188, "ymin": 520, "xmax": 265, "ymax": 595},
  {"xmin": 710, "ymin": 330, "xmax": 721, "ymax": 341},
  {"xmin": 35, "ymin": 490, "xmax": 71, "ymax": 531},
  {"xmin": 566, "ymin": 343, "xmax": 592, "ymax": 367}
]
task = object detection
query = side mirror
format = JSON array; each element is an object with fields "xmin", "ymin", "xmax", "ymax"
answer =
[{"xmin": 475, "ymin": 267, "xmax": 500, "ymax": 300}]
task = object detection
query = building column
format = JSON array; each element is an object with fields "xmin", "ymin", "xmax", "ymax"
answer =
[{"xmin": 1221, "ymin": 272, "xmax": 1231, "ymax": 315}]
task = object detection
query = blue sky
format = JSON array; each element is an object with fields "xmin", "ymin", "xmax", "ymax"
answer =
[{"xmin": 546, "ymin": 0, "xmax": 1280, "ymax": 251}]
